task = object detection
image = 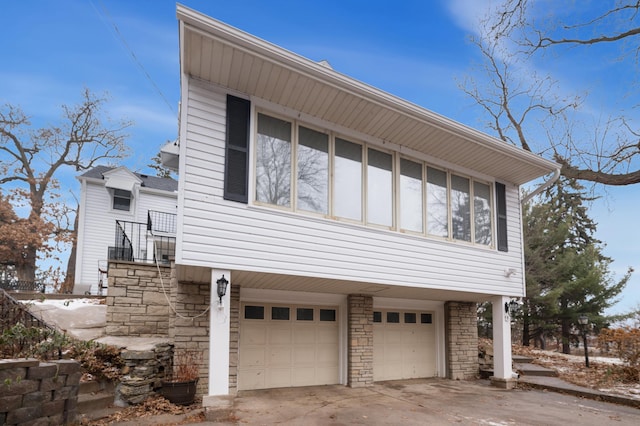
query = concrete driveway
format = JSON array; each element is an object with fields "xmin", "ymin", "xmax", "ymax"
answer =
[{"xmin": 223, "ymin": 379, "xmax": 640, "ymax": 425}]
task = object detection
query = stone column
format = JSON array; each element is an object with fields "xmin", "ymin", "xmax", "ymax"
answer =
[
  {"xmin": 444, "ymin": 301, "xmax": 478, "ymax": 380},
  {"xmin": 347, "ymin": 294, "xmax": 373, "ymax": 387}
]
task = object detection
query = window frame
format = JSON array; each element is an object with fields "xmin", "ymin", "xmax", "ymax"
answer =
[{"xmin": 112, "ymin": 189, "xmax": 132, "ymax": 212}]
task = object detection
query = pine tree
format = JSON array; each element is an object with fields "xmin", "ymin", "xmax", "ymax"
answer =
[{"xmin": 522, "ymin": 177, "xmax": 632, "ymax": 353}]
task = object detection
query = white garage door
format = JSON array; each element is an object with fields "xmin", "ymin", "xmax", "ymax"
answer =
[
  {"xmin": 373, "ymin": 309, "xmax": 436, "ymax": 381},
  {"xmin": 238, "ymin": 303, "xmax": 339, "ymax": 390}
]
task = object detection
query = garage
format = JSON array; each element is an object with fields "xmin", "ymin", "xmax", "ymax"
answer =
[
  {"xmin": 373, "ymin": 309, "xmax": 436, "ymax": 381},
  {"xmin": 238, "ymin": 303, "xmax": 340, "ymax": 390}
]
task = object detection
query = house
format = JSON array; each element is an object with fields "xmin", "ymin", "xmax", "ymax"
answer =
[
  {"xmin": 156, "ymin": 5, "xmax": 560, "ymax": 409},
  {"xmin": 74, "ymin": 165, "xmax": 178, "ymax": 295}
]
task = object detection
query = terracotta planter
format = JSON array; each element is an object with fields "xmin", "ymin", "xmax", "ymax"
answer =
[{"xmin": 160, "ymin": 379, "xmax": 198, "ymax": 405}]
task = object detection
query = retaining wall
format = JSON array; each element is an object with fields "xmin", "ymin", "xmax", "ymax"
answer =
[{"xmin": 0, "ymin": 358, "xmax": 80, "ymax": 425}]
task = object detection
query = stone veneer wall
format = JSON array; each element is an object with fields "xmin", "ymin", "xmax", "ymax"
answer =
[
  {"xmin": 106, "ymin": 261, "xmax": 172, "ymax": 337},
  {"xmin": 347, "ymin": 294, "xmax": 374, "ymax": 387},
  {"xmin": 116, "ymin": 343, "xmax": 174, "ymax": 406},
  {"xmin": 168, "ymin": 264, "xmax": 211, "ymax": 396},
  {"xmin": 444, "ymin": 301, "xmax": 479, "ymax": 380},
  {"xmin": 0, "ymin": 359, "xmax": 80, "ymax": 425}
]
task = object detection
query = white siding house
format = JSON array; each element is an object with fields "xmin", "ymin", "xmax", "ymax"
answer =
[
  {"xmin": 75, "ymin": 166, "xmax": 177, "ymax": 295},
  {"xmin": 167, "ymin": 5, "xmax": 560, "ymax": 404}
]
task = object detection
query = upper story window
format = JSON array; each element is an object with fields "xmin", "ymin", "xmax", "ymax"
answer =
[
  {"xmin": 113, "ymin": 189, "xmax": 132, "ymax": 211},
  {"xmin": 253, "ymin": 111, "xmax": 494, "ymax": 247}
]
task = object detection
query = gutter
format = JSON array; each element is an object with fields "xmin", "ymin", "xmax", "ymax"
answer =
[{"xmin": 521, "ymin": 168, "xmax": 561, "ymax": 205}]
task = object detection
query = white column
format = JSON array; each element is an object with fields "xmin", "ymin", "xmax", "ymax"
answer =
[
  {"xmin": 208, "ymin": 269, "xmax": 231, "ymax": 395},
  {"xmin": 491, "ymin": 295, "xmax": 512, "ymax": 380}
]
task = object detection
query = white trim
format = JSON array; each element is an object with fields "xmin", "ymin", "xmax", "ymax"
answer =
[{"xmin": 209, "ymin": 269, "xmax": 231, "ymax": 395}]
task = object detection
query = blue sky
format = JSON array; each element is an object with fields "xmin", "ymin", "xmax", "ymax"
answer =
[{"xmin": 1, "ymin": 0, "xmax": 638, "ymax": 315}]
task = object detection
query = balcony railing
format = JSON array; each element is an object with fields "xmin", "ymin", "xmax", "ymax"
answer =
[{"xmin": 110, "ymin": 211, "xmax": 176, "ymax": 265}]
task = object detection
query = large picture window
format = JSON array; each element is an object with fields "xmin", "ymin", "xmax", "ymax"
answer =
[
  {"xmin": 334, "ymin": 138, "xmax": 362, "ymax": 221},
  {"xmin": 367, "ymin": 148, "xmax": 393, "ymax": 227},
  {"xmin": 252, "ymin": 111, "xmax": 494, "ymax": 247},
  {"xmin": 400, "ymin": 158, "xmax": 423, "ymax": 233},
  {"xmin": 297, "ymin": 126, "xmax": 329, "ymax": 214},
  {"xmin": 255, "ymin": 113, "xmax": 292, "ymax": 207}
]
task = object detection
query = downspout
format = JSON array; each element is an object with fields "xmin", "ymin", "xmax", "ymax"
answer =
[{"xmin": 521, "ymin": 168, "xmax": 561, "ymax": 205}]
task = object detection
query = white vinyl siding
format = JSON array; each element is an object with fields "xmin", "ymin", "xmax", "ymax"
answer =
[
  {"xmin": 178, "ymin": 80, "xmax": 526, "ymax": 297},
  {"xmin": 75, "ymin": 180, "xmax": 176, "ymax": 294}
]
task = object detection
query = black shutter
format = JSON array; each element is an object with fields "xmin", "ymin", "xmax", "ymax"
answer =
[
  {"xmin": 496, "ymin": 182, "xmax": 508, "ymax": 252},
  {"xmin": 224, "ymin": 95, "xmax": 250, "ymax": 203}
]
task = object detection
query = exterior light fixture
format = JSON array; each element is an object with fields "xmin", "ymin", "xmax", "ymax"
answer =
[
  {"xmin": 577, "ymin": 314, "xmax": 590, "ymax": 368},
  {"xmin": 505, "ymin": 299, "xmax": 519, "ymax": 317},
  {"xmin": 216, "ymin": 275, "xmax": 228, "ymax": 306}
]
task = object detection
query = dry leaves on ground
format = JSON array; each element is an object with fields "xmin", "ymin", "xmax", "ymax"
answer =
[{"xmin": 86, "ymin": 395, "xmax": 204, "ymax": 425}]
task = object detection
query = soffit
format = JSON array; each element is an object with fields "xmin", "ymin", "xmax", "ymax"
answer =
[{"xmin": 177, "ymin": 5, "xmax": 558, "ymax": 186}]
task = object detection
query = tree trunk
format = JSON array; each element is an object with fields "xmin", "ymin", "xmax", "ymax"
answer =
[
  {"xmin": 15, "ymin": 246, "xmax": 37, "ymax": 283},
  {"xmin": 522, "ymin": 309, "xmax": 530, "ymax": 346},
  {"xmin": 60, "ymin": 212, "xmax": 78, "ymax": 294},
  {"xmin": 561, "ymin": 318, "xmax": 571, "ymax": 354}
]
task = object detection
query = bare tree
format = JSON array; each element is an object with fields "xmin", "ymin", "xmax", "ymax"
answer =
[
  {"xmin": 0, "ymin": 89, "xmax": 130, "ymax": 284},
  {"xmin": 462, "ymin": 0, "xmax": 640, "ymax": 186}
]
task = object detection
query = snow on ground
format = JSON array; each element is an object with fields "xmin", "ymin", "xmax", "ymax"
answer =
[{"xmin": 26, "ymin": 297, "xmax": 107, "ymax": 341}]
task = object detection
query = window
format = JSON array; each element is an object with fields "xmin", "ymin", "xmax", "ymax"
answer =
[
  {"xmin": 451, "ymin": 174, "xmax": 471, "ymax": 242},
  {"xmin": 296, "ymin": 308, "xmax": 314, "ymax": 321},
  {"xmin": 400, "ymin": 158, "xmax": 423, "ymax": 233},
  {"xmin": 113, "ymin": 189, "xmax": 131, "ymax": 211},
  {"xmin": 426, "ymin": 167, "xmax": 448, "ymax": 238},
  {"xmin": 244, "ymin": 305, "xmax": 264, "ymax": 319},
  {"xmin": 272, "ymin": 306, "xmax": 290, "ymax": 320},
  {"xmin": 404, "ymin": 312, "xmax": 416, "ymax": 323},
  {"xmin": 251, "ymin": 112, "xmax": 496, "ymax": 248},
  {"xmin": 421, "ymin": 313, "xmax": 433, "ymax": 324},
  {"xmin": 387, "ymin": 312, "xmax": 400, "ymax": 323},
  {"xmin": 373, "ymin": 311, "xmax": 382, "ymax": 323},
  {"xmin": 334, "ymin": 138, "xmax": 362, "ymax": 221},
  {"xmin": 320, "ymin": 309, "xmax": 336, "ymax": 321},
  {"xmin": 474, "ymin": 181, "xmax": 492, "ymax": 245},
  {"xmin": 367, "ymin": 148, "xmax": 393, "ymax": 227},
  {"xmin": 255, "ymin": 113, "xmax": 292, "ymax": 207},
  {"xmin": 297, "ymin": 127, "xmax": 329, "ymax": 214}
]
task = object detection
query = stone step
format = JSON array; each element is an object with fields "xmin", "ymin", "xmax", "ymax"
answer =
[
  {"xmin": 512, "ymin": 355, "xmax": 535, "ymax": 364},
  {"xmin": 514, "ymin": 362, "xmax": 558, "ymax": 377},
  {"xmin": 78, "ymin": 390, "xmax": 115, "ymax": 413}
]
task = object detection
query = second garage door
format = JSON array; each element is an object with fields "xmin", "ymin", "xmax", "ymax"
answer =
[
  {"xmin": 373, "ymin": 309, "xmax": 436, "ymax": 381},
  {"xmin": 238, "ymin": 303, "xmax": 339, "ymax": 390}
]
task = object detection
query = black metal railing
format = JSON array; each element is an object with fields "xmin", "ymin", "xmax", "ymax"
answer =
[
  {"xmin": 148, "ymin": 210, "xmax": 177, "ymax": 234},
  {"xmin": 111, "ymin": 213, "xmax": 176, "ymax": 264},
  {"xmin": 0, "ymin": 279, "xmax": 45, "ymax": 293}
]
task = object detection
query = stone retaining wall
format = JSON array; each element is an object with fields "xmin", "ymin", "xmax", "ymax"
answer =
[
  {"xmin": 106, "ymin": 261, "xmax": 172, "ymax": 337},
  {"xmin": 0, "ymin": 358, "xmax": 80, "ymax": 425},
  {"xmin": 116, "ymin": 343, "xmax": 174, "ymax": 406}
]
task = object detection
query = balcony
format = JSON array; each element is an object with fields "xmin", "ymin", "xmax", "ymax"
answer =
[{"xmin": 109, "ymin": 210, "xmax": 176, "ymax": 265}]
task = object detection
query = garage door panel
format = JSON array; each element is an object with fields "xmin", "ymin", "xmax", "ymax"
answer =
[
  {"xmin": 270, "ymin": 328, "xmax": 292, "ymax": 344},
  {"xmin": 374, "ymin": 309, "xmax": 436, "ymax": 381},
  {"xmin": 242, "ymin": 347, "xmax": 266, "ymax": 367},
  {"xmin": 239, "ymin": 303, "xmax": 339, "ymax": 390},
  {"xmin": 267, "ymin": 368, "xmax": 292, "ymax": 388},
  {"xmin": 241, "ymin": 325, "xmax": 267, "ymax": 345}
]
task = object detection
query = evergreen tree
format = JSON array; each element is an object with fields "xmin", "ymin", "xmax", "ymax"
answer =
[{"xmin": 522, "ymin": 177, "xmax": 632, "ymax": 353}]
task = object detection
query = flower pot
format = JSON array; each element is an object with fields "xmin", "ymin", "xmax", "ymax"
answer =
[{"xmin": 160, "ymin": 379, "xmax": 198, "ymax": 405}]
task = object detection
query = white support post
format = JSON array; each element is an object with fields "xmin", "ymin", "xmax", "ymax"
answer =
[
  {"xmin": 491, "ymin": 295, "xmax": 516, "ymax": 389},
  {"xmin": 207, "ymin": 269, "xmax": 231, "ymax": 396}
]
